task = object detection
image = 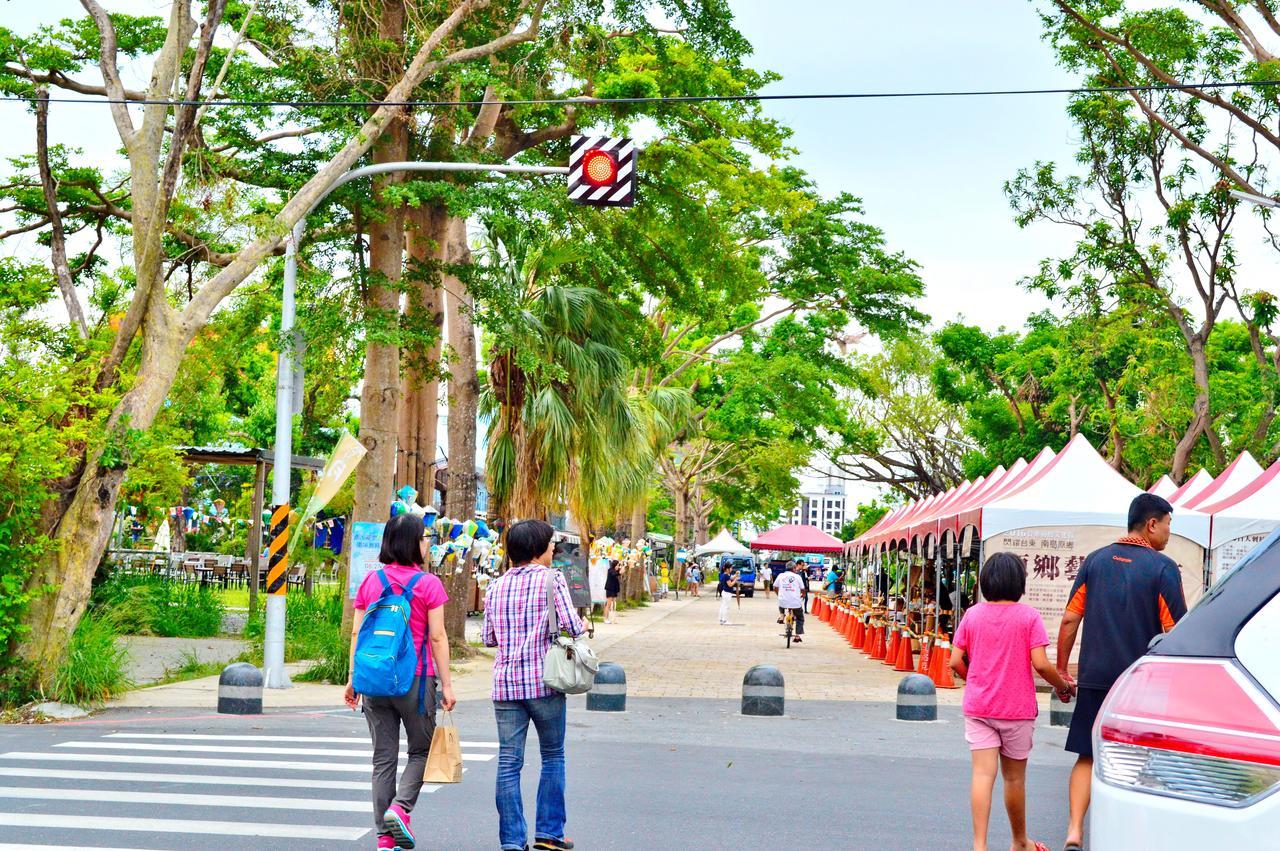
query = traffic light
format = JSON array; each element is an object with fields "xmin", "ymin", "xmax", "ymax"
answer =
[{"xmin": 568, "ymin": 135, "xmax": 636, "ymax": 207}]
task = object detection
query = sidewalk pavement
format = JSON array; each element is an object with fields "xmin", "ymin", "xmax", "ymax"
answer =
[{"xmin": 106, "ymin": 592, "xmax": 697, "ymax": 710}]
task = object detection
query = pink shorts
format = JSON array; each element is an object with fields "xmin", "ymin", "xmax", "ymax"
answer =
[{"xmin": 964, "ymin": 716, "xmax": 1035, "ymax": 760}]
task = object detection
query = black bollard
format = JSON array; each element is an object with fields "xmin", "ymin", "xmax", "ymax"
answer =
[
  {"xmin": 741, "ymin": 665, "xmax": 785, "ymax": 716},
  {"xmin": 896, "ymin": 673, "xmax": 937, "ymax": 722},
  {"xmin": 217, "ymin": 662, "xmax": 264, "ymax": 715},
  {"xmin": 586, "ymin": 662, "xmax": 627, "ymax": 712}
]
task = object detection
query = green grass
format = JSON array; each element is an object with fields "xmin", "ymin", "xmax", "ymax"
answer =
[
  {"xmin": 92, "ymin": 575, "xmax": 226, "ymax": 638},
  {"xmin": 245, "ymin": 589, "xmax": 349, "ymax": 683},
  {"xmin": 45, "ymin": 611, "xmax": 133, "ymax": 707}
]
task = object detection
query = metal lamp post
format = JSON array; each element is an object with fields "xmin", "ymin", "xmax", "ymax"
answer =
[{"xmin": 264, "ymin": 161, "xmax": 569, "ymax": 688}]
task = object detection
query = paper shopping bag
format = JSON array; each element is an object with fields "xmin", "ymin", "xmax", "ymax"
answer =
[{"xmin": 423, "ymin": 710, "xmax": 463, "ymax": 784}]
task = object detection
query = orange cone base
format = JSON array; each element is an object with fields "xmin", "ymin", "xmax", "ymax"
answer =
[
  {"xmin": 894, "ymin": 632, "xmax": 915, "ymax": 672},
  {"xmin": 871, "ymin": 627, "xmax": 888, "ymax": 660},
  {"xmin": 934, "ymin": 640, "xmax": 959, "ymax": 688},
  {"xmin": 917, "ymin": 640, "xmax": 932, "ymax": 675},
  {"xmin": 883, "ymin": 628, "xmax": 901, "ymax": 666}
]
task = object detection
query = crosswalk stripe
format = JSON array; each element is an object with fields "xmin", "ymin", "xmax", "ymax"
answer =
[
  {"xmin": 55, "ymin": 741, "xmax": 495, "ymax": 761},
  {"xmin": 4, "ymin": 751, "xmax": 381, "ymax": 772},
  {"xmin": 0, "ymin": 845, "xmax": 152, "ymax": 851},
  {"xmin": 106, "ymin": 733, "xmax": 501, "ymax": 747},
  {"xmin": 0, "ymin": 813, "xmax": 366, "ymax": 839},
  {"xmin": 0, "ymin": 785, "xmax": 369, "ymax": 812},
  {"xmin": 0, "ymin": 766, "xmax": 377, "ymax": 791}
]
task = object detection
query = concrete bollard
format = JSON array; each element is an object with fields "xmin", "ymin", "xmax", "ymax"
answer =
[
  {"xmin": 741, "ymin": 665, "xmax": 785, "ymax": 716},
  {"xmin": 1050, "ymin": 690, "xmax": 1074, "ymax": 728},
  {"xmin": 586, "ymin": 662, "xmax": 626, "ymax": 712},
  {"xmin": 217, "ymin": 662, "xmax": 264, "ymax": 715},
  {"xmin": 896, "ymin": 673, "xmax": 937, "ymax": 722}
]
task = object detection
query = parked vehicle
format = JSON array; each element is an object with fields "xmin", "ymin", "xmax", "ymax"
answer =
[
  {"xmin": 1089, "ymin": 529, "xmax": 1280, "ymax": 849},
  {"xmin": 719, "ymin": 554, "xmax": 756, "ymax": 598}
]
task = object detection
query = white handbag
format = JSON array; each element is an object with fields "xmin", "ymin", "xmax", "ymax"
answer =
[{"xmin": 540, "ymin": 572, "xmax": 598, "ymax": 694}]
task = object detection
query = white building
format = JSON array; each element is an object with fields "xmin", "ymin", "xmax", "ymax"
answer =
[{"xmin": 784, "ymin": 481, "xmax": 847, "ymax": 537}]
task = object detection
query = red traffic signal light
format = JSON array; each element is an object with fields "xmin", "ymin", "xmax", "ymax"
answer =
[
  {"xmin": 569, "ymin": 136, "xmax": 636, "ymax": 207},
  {"xmin": 581, "ymin": 149, "xmax": 619, "ymax": 187}
]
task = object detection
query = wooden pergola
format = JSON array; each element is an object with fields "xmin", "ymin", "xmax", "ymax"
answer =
[{"xmin": 177, "ymin": 445, "xmax": 325, "ymax": 608}]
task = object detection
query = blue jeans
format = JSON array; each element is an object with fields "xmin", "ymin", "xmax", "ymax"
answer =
[{"xmin": 494, "ymin": 693, "xmax": 568, "ymax": 850}]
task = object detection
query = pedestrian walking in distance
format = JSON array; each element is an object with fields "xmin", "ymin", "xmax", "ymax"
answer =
[
  {"xmin": 603, "ymin": 559, "xmax": 621, "ymax": 623},
  {"xmin": 950, "ymin": 552, "xmax": 1075, "ymax": 851},
  {"xmin": 1056, "ymin": 493, "xmax": 1187, "ymax": 851},
  {"xmin": 345, "ymin": 513, "xmax": 456, "ymax": 851},
  {"xmin": 718, "ymin": 567, "xmax": 739, "ymax": 624},
  {"xmin": 483, "ymin": 519, "xmax": 587, "ymax": 851}
]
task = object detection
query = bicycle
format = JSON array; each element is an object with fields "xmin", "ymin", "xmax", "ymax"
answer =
[{"xmin": 783, "ymin": 608, "xmax": 795, "ymax": 649}]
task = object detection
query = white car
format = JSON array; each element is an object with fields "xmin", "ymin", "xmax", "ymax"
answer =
[{"xmin": 1090, "ymin": 533, "xmax": 1280, "ymax": 848}]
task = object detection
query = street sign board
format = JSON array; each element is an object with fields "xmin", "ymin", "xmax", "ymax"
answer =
[{"xmin": 568, "ymin": 135, "xmax": 636, "ymax": 207}]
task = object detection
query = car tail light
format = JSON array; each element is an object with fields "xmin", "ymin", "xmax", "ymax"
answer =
[{"xmin": 1096, "ymin": 657, "xmax": 1280, "ymax": 806}]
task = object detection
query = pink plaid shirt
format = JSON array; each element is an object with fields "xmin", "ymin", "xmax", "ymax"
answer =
[{"xmin": 483, "ymin": 564, "xmax": 586, "ymax": 702}]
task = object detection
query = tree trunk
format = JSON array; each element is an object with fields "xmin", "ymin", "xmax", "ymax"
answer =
[
  {"xmin": 629, "ymin": 499, "xmax": 647, "ymax": 542},
  {"xmin": 344, "ymin": 114, "xmax": 408, "ymax": 638},
  {"xmin": 443, "ymin": 215, "xmax": 479, "ymax": 520},
  {"xmin": 1172, "ymin": 337, "xmax": 1212, "ymax": 480},
  {"xmin": 172, "ymin": 482, "xmax": 190, "ymax": 554},
  {"xmin": 397, "ymin": 204, "xmax": 446, "ymax": 502},
  {"xmin": 20, "ymin": 318, "xmax": 185, "ymax": 679},
  {"xmin": 439, "ymin": 215, "xmax": 478, "ymax": 652}
]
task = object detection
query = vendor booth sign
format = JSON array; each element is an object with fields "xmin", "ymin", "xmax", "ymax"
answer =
[{"xmin": 987, "ymin": 525, "xmax": 1204, "ymax": 665}]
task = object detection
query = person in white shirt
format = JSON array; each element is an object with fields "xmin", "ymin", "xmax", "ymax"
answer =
[{"xmin": 773, "ymin": 563, "xmax": 806, "ymax": 643}]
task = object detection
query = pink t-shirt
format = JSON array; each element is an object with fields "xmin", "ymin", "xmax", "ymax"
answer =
[
  {"xmin": 354, "ymin": 564, "xmax": 449, "ymax": 677},
  {"xmin": 953, "ymin": 602, "xmax": 1050, "ymax": 720}
]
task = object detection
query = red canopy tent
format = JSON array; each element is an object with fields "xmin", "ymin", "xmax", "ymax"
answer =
[{"xmin": 749, "ymin": 524, "xmax": 845, "ymax": 554}]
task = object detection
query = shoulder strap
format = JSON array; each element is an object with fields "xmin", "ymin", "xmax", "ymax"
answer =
[
  {"xmin": 402, "ymin": 571, "xmax": 425, "ymax": 602},
  {"xmin": 545, "ymin": 570, "xmax": 561, "ymax": 637},
  {"xmin": 376, "ymin": 569, "xmax": 393, "ymax": 595}
]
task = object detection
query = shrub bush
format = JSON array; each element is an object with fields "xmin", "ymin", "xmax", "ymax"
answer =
[
  {"xmin": 91, "ymin": 574, "xmax": 226, "ymax": 638},
  {"xmin": 45, "ymin": 611, "xmax": 132, "ymax": 706},
  {"xmin": 245, "ymin": 588, "xmax": 345, "ymax": 672}
]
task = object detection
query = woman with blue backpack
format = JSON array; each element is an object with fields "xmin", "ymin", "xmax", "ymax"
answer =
[{"xmin": 345, "ymin": 513, "xmax": 456, "ymax": 851}]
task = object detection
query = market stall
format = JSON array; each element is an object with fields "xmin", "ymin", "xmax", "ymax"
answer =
[
  {"xmin": 1183, "ymin": 452, "xmax": 1263, "ymax": 510},
  {"xmin": 976, "ymin": 435, "xmax": 1209, "ymax": 664},
  {"xmin": 1196, "ymin": 457, "xmax": 1280, "ymax": 584}
]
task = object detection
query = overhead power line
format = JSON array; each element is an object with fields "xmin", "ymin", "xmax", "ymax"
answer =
[{"xmin": 2, "ymin": 78, "xmax": 1280, "ymax": 109}]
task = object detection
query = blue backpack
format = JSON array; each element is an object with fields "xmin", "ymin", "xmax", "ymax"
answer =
[{"xmin": 353, "ymin": 570, "xmax": 430, "ymax": 712}]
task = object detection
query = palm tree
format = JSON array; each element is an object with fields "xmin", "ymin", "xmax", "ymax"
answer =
[{"xmin": 477, "ymin": 221, "xmax": 680, "ymax": 531}]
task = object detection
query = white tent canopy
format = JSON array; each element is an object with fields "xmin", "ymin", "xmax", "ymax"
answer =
[
  {"xmin": 1170, "ymin": 468, "xmax": 1214, "ymax": 507},
  {"xmin": 979, "ymin": 434, "xmax": 1210, "ymax": 546},
  {"xmin": 695, "ymin": 529, "xmax": 751, "ymax": 556},
  {"xmin": 1149, "ymin": 475, "xmax": 1177, "ymax": 498},
  {"xmin": 1184, "ymin": 453, "xmax": 1264, "ymax": 511},
  {"xmin": 1203, "ymin": 459, "xmax": 1280, "ymax": 547}
]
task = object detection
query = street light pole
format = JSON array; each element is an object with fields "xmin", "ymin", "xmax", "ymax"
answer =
[{"xmin": 264, "ymin": 160, "xmax": 569, "ymax": 688}]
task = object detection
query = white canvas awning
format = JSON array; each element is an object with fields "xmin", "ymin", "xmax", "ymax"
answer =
[
  {"xmin": 1200, "ymin": 459, "xmax": 1280, "ymax": 550},
  {"xmin": 979, "ymin": 434, "xmax": 1210, "ymax": 547},
  {"xmin": 1149, "ymin": 475, "xmax": 1177, "ymax": 498},
  {"xmin": 1169, "ymin": 469, "xmax": 1214, "ymax": 507},
  {"xmin": 1183, "ymin": 453, "xmax": 1264, "ymax": 511},
  {"xmin": 695, "ymin": 529, "xmax": 751, "ymax": 556}
]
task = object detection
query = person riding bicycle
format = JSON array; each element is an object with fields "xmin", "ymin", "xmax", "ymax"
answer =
[{"xmin": 774, "ymin": 561, "xmax": 806, "ymax": 644}]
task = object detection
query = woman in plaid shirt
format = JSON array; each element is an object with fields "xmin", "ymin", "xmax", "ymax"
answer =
[{"xmin": 483, "ymin": 519, "xmax": 586, "ymax": 851}]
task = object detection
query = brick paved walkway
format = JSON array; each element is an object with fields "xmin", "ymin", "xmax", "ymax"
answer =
[{"xmin": 597, "ymin": 589, "xmax": 968, "ymax": 704}]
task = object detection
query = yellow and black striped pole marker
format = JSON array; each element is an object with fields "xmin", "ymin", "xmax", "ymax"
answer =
[{"xmin": 266, "ymin": 503, "xmax": 291, "ymax": 596}]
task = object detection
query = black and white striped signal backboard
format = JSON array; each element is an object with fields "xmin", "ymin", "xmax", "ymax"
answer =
[{"xmin": 568, "ymin": 135, "xmax": 637, "ymax": 207}]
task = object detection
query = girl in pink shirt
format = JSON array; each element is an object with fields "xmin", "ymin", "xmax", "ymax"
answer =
[{"xmin": 951, "ymin": 552, "xmax": 1076, "ymax": 851}]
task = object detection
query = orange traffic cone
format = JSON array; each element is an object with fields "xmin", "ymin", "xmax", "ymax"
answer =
[
  {"xmin": 883, "ymin": 626, "xmax": 900, "ymax": 666},
  {"xmin": 916, "ymin": 634, "xmax": 932, "ymax": 675},
  {"xmin": 894, "ymin": 629, "xmax": 915, "ymax": 672},
  {"xmin": 817, "ymin": 597, "xmax": 828, "ymax": 621},
  {"xmin": 849, "ymin": 613, "xmax": 864, "ymax": 647},
  {"xmin": 871, "ymin": 624, "xmax": 888, "ymax": 660},
  {"xmin": 934, "ymin": 636, "xmax": 958, "ymax": 688},
  {"xmin": 833, "ymin": 606, "xmax": 845, "ymax": 632},
  {"xmin": 928, "ymin": 634, "xmax": 944, "ymax": 681}
]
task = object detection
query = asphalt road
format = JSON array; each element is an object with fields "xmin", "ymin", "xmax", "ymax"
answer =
[{"xmin": 0, "ymin": 697, "xmax": 1076, "ymax": 850}]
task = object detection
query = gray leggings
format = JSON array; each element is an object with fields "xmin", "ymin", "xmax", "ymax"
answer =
[{"xmin": 363, "ymin": 676, "xmax": 437, "ymax": 834}]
